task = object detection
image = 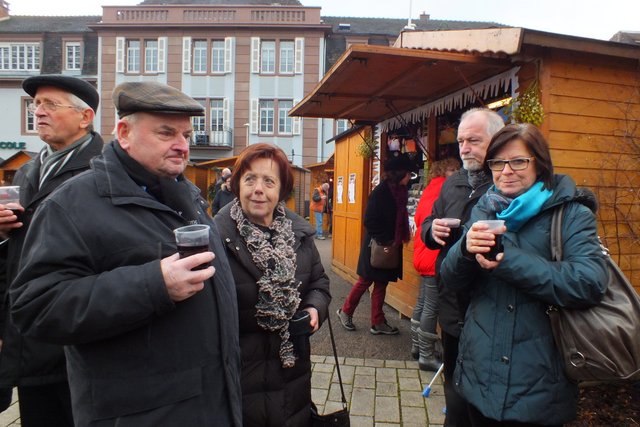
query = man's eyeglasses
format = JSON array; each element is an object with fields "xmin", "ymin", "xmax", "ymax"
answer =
[
  {"xmin": 486, "ymin": 157, "xmax": 535, "ymax": 172},
  {"xmin": 27, "ymin": 102, "xmax": 80, "ymax": 113}
]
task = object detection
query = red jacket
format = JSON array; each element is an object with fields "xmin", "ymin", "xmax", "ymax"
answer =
[{"xmin": 413, "ymin": 176, "xmax": 445, "ymax": 276}]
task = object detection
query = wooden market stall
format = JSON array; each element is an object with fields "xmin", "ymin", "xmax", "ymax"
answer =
[
  {"xmin": 291, "ymin": 28, "xmax": 640, "ymax": 317},
  {"xmin": 0, "ymin": 150, "xmax": 38, "ymax": 184}
]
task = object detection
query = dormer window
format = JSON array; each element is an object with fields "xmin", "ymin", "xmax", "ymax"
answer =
[{"xmin": 338, "ymin": 23, "xmax": 351, "ymax": 31}]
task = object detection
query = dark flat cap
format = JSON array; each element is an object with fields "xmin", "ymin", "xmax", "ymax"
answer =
[
  {"xmin": 23, "ymin": 75, "xmax": 99, "ymax": 111},
  {"xmin": 112, "ymin": 81, "xmax": 204, "ymax": 118},
  {"xmin": 384, "ymin": 152, "xmax": 417, "ymax": 173}
]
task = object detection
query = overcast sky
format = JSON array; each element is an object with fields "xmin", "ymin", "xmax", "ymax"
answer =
[{"xmin": 8, "ymin": 0, "xmax": 639, "ymax": 41}]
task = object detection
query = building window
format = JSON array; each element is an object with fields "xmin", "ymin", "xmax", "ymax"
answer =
[
  {"xmin": 279, "ymin": 40, "xmax": 294, "ymax": 74},
  {"xmin": 278, "ymin": 100, "xmax": 293, "ymax": 134},
  {"xmin": 24, "ymin": 99, "xmax": 37, "ymax": 133},
  {"xmin": 0, "ymin": 43, "xmax": 40, "ymax": 71},
  {"xmin": 210, "ymin": 99, "xmax": 224, "ymax": 131},
  {"xmin": 336, "ymin": 119, "xmax": 349, "ymax": 135},
  {"xmin": 259, "ymin": 100, "xmax": 274, "ymax": 134},
  {"xmin": 211, "ymin": 40, "xmax": 225, "ymax": 73},
  {"xmin": 65, "ymin": 42, "xmax": 81, "ymax": 71},
  {"xmin": 260, "ymin": 41, "xmax": 276, "ymax": 74},
  {"xmin": 144, "ymin": 40, "xmax": 158, "ymax": 73},
  {"xmin": 126, "ymin": 40, "xmax": 140, "ymax": 73},
  {"xmin": 193, "ymin": 40, "xmax": 207, "ymax": 74}
]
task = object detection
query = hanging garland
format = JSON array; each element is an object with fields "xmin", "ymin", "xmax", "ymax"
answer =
[{"xmin": 355, "ymin": 134, "xmax": 376, "ymax": 159}]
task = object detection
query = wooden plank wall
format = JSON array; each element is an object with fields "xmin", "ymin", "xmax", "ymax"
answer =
[{"xmin": 535, "ymin": 48, "xmax": 640, "ymax": 289}]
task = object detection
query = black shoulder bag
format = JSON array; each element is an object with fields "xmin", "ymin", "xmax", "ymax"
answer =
[
  {"xmin": 310, "ymin": 316, "xmax": 350, "ymax": 426},
  {"xmin": 547, "ymin": 203, "xmax": 640, "ymax": 382}
]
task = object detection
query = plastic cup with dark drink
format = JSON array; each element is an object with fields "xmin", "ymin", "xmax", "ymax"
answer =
[
  {"xmin": 0, "ymin": 186, "xmax": 22, "ymax": 223},
  {"xmin": 477, "ymin": 219, "xmax": 505, "ymax": 261},
  {"xmin": 441, "ymin": 218, "xmax": 461, "ymax": 229},
  {"xmin": 173, "ymin": 224, "xmax": 211, "ymax": 270}
]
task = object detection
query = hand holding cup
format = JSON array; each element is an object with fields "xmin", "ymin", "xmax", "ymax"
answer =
[
  {"xmin": 174, "ymin": 224, "xmax": 211, "ymax": 270},
  {"xmin": 468, "ymin": 220, "xmax": 506, "ymax": 262},
  {"xmin": 431, "ymin": 217, "xmax": 461, "ymax": 246}
]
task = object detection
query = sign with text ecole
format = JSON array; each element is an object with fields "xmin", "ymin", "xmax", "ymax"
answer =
[{"xmin": 0, "ymin": 142, "xmax": 27, "ymax": 150}]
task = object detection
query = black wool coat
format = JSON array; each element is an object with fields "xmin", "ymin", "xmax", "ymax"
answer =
[
  {"xmin": 0, "ymin": 132, "xmax": 105, "ymax": 387},
  {"xmin": 10, "ymin": 142, "xmax": 242, "ymax": 427},
  {"xmin": 215, "ymin": 203, "xmax": 331, "ymax": 427},
  {"xmin": 356, "ymin": 179, "xmax": 404, "ymax": 283}
]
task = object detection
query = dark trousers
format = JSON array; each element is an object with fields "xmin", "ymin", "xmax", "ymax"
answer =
[
  {"xmin": 468, "ymin": 403, "xmax": 563, "ymax": 427},
  {"xmin": 442, "ymin": 330, "xmax": 471, "ymax": 427},
  {"xmin": 18, "ymin": 382, "xmax": 74, "ymax": 427},
  {"xmin": 341, "ymin": 276, "xmax": 389, "ymax": 325}
]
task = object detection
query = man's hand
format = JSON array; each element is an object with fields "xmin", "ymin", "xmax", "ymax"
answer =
[
  {"xmin": 161, "ymin": 252, "xmax": 215, "ymax": 302},
  {"xmin": 0, "ymin": 203, "xmax": 24, "ymax": 239},
  {"xmin": 431, "ymin": 218, "xmax": 452, "ymax": 246}
]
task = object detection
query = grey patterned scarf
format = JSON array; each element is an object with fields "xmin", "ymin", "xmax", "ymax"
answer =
[
  {"xmin": 230, "ymin": 199, "xmax": 301, "ymax": 368},
  {"xmin": 39, "ymin": 133, "xmax": 93, "ymax": 189}
]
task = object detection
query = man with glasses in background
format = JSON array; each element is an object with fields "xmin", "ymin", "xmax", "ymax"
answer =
[
  {"xmin": 0, "ymin": 75, "xmax": 103, "ymax": 426},
  {"xmin": 421, "ymin": 108, "xmax": 504, "ymax": 427}
]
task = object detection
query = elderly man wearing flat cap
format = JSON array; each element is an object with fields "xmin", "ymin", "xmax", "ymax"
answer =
[
  {"xmin": 9, "ymin": 81, "xmax": 241, "ymax": 427},
  {"xmin": 0, "ymin": 75, "xmax": 104, "ymax": 427}
]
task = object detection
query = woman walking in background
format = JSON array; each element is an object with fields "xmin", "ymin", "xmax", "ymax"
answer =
[
  {"xmin": 411, "ymin": 158, "xmax": 459, "ymax": 370},
  {"xmin": 336, "ymin": 153, "xmax": 415, "ymax": 335}
]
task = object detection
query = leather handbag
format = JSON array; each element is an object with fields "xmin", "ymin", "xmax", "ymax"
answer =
[
  {"xmin": 310, "ymin": 316, "xmax": 350, "ymax": 426},
  {"xmin": 547, "ymin": 204, "xmax": 640, "ymax": 382},
  {"xmin": 369, "ymin": 239, "xmax": 400, "ymax": 269}
]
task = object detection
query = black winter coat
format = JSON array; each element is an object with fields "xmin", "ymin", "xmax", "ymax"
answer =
[
  {"xmin": 0, "ymin": 132, "xmax": 104, "ymax": 387},
  {"xmin": 215, "ymin": 203, "xmax": 331, "ymax": 427},
  {"xmin": 420, "ymin": 169, "xmax": 491, "ymax": 337},
  {"xmin": 357, "ymin": 180, "xmax": 404, "ymax": 282},
  {"xmin": 9, "ymin": 142, "xmax": 242, "ymax": 427}
]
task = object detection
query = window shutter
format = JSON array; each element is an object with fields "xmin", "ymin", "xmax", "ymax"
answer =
[
  {"xmin": 116, "ymin": 37, "xmax": 125, "ymax": 73},
  {"xmin": 182, "ymin": 37, "xmax": 191, "ymax": 73},
  {"xmin": 294, "ymin": 37, "xmax": 304, "ymax": 74},
  {"xmin": 223, "ymin": 98, "xmax": 230, "ymax": 130},
  {"xmin": 250, "ymin": 37, "xmax": 260, "ymax": 74},
  {"xmin": 157, "ymin": 37, "xmax": 166, "ymax": 73},
  {"xmin": 224, "ymin": 37, "xmax": 233, "ymax": 74},
  {"xmin": 250, "ymin": 98, "xmax": 259, "ymax": 134},
  {"xmin": 292, "ymin": 99, "xmax": 301, "ymax": 135}
]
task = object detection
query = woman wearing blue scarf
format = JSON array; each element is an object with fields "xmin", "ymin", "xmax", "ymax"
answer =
[{"xmin": 440, "ymin": 124, "xmax": 609, "ymax": 426}]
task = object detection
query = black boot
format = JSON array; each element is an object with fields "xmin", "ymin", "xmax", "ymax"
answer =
[
  {"xmin": 418, "ymin": 329, "xmax": 442, "ymax": 371},
  {"xmin": 410, "ymin": 319, "xmax": 419, "ymax": 360}
]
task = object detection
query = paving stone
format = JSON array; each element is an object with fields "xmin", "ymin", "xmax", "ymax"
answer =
[
  {"xmin": 311, "ymin": 371, "xmax": 333, "ymax": 389},
  {"xmin": 314, "ymin": 362, "xmax": 336, "ymax": 373},
  {"xmin": 328, "ymin": 382, "xmax": 352, "ymax": 401},
  {"xmin": 375, "ymin": 381, "xmax": 398, "ymax": 397},
  {"xmin": 397, "ymin": 368, "xmax": 420, "ymax": 378},
  {"xmin": 332, "ymin": 364, "xmax": 355, "ymax": 384},
  {"xmin": 364, "ymin": 358, "xmax": 385, "ymax": 367},
  {"xmin": 324, "ymin": 400, "xmax": 347, "ymax": 414},
  {"xmin": 350, "ymin": 415, "xmax": 374, "ymax": 427},
  {"xmin": 375, "ymin": 367, "xmax": 397, "ymax": 383},
  {"xmin": 400, "ymin": 389, "xmax": 426, "ymax": 407},
  {"xmin": 384, "ymin": 359, "xmax": 405, "ymax": 368},
  {"xmin": 405, "ymin": 360, "xmax": 419, "ymax": 369},
  {"xmin": 311, "ymin": 355, "xmax": 326, "ymax": 363},
  {"xmin": 374, "ymin": 396, "xmax": 400, "ymax": 423},
  {"xmin": 350, "ymin": 388, "xmax": 375, "ymax": 416},
  {"xmin": 425, "ymin": 390, "xmax": 447, "ymax": 425},
  {"xmin": 345, "ymin": 357, "xmax": 365, "ymax": 366},
  {"xmin": 311, "ymin": 387, "xmax": 328, "ymax": 405},
  {"xmin": 401, "ymin": 406, "xmax": 428, "ymax": 425},
  {"xmin": 353, "ymin": 374, "xmax": 375, "ymax": 389},
  {"xmin": 355, "ymin": 366, "xmax": 376, "ymax": 376},
  {"xmin": 374, "ymin": 423, "xmax": 400, "ymax": 426},
  {"xmin": 398, "ymin": 376, "xmax": 422, "ymax": 391}
]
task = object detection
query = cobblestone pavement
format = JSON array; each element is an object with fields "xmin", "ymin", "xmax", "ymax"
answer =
[{"xmin": 311, "ymin": 355, "xmax": 445, "ymax": 427}]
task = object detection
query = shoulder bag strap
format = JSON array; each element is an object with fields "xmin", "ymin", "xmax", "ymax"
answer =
[{"xmin": 326, "ymin": 316, "xmax": 348, "ymax": 409}]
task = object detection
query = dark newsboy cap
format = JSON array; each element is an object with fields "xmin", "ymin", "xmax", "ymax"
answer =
[
  {"xmin": 22, "ymin": 75, "xmax": 99, "ymax": 111},
  {"xmin": 112, "ymin": 81, "xmax": 204, "ymax": 118}
]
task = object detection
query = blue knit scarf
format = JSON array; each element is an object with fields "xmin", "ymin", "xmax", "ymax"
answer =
[{"xmin": 484, "ymin": 181, "xmax": 553, "ymax": 231}]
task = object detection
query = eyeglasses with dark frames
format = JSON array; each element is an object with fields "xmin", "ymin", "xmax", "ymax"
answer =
[
  {"xmin": 486, "ymin": 157, "xmax": 535, "ymax": 172},
  {"xmin": 27, "ymin": 102, "xmax": 81, "ymax": 113}
]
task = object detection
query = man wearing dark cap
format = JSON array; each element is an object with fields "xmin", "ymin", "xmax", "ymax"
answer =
[
  {"xmin": 0, "ymin": 75, "xmax": 104, "ymax": 427},
  {"xmin": 9, "ymin": 81, "xmax": 241, "ymax": 427}
]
